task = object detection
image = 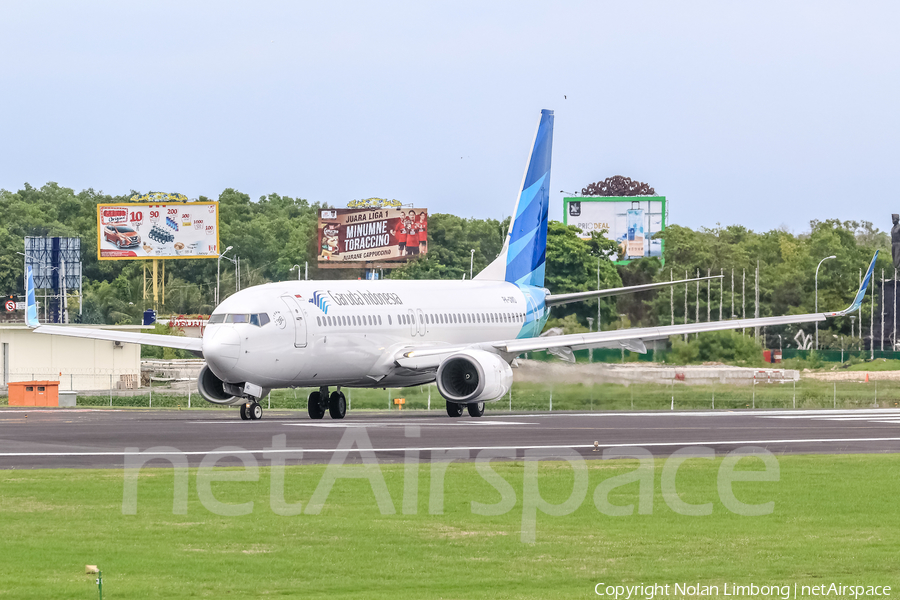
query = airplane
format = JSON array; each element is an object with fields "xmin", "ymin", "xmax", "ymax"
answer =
[{"xmin": 27, "ymin": 109, "xmax": 878, "ymax": 421}]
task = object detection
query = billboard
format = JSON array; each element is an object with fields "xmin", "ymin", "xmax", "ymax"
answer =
[
  {"xmin": 563, "ymin": 196, "xmax": 666, "ymax": 263},
  {"xmin": 317, "ymin": 208, "xmax": 428, "ymax": 263},
  {"xmin": 96, "ymin": 202, "xmax": 220, "ymax": 260}
]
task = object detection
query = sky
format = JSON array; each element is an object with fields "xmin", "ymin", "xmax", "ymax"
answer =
[{"xmin": 1, "ymin": 1, "xmax": 898, "ymax": 234}]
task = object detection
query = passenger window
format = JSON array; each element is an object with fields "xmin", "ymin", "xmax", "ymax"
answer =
[
  {"xmin": 208, "ymin": 314, "xmax": 225, "ymax": 324},
  {"xmin": 26, "ymin": 386, "xmax": 33, "ymax": 391},
  {"xmin": 388, "ymin": 315, "xmax": 392, "ymax": 325},
  {"xmin": 316, "ymin": 316, "xmax": 321, "ymax": 326},
  {"xmin": 369, "ymin": 315, "xmax": 373, "ymax": 326},
  {"xmin": 378, "ymin": 315, "xmax": 382, "ymax": 325},
  {"xmin": 38, "ymin": 386, "xmax": 45, "ymax": 392}
]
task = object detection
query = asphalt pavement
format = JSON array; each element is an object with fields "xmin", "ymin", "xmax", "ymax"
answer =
[{"xmin": 2, "ymin": 406, "xmax": 900, "ymax": 469}]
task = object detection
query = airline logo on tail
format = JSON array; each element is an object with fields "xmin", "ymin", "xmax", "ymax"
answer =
[
  {"xmin": 505, "ymin": 109, "xmax": 553, "ymax": 288},
  {"xmin": 474, "ymin": 109, "xmax": 554, "ymax": 289}
]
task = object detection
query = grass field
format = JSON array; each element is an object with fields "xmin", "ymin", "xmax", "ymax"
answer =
[
  {"xmin": 2, "ymin": 454, "xmax": 899, "ymax": 598},
  {"xmin": 21, "ymin": 378, "xmax": 900, "ymax": 412}
]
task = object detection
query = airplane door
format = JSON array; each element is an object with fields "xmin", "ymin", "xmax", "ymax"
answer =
[
  {"xmin": 281, "ymin": 295, "xmax": 308, "ymax": 348},
  {"xmin": 407, "ymin": 309, "xmax": 417, "ymax": 337},
  {"xmin": 416, "ymin": 309, "xmax": 427, "ymax": 336}
]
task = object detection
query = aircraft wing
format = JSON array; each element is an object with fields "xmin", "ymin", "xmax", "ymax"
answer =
[
  {"xmin": 33, "ymin": 325, "xmax": 204, "ymax": 353},
  {"xmin": 24, "ymin": 266, "xmax": 203, "ymax": 354},
  {"xmin": 545, "ymin": 274, "xmax": 723, "ymax": 307},
  {"xmin": 396, "ymin": 251, "xmax": 877, "ymax": 368}
]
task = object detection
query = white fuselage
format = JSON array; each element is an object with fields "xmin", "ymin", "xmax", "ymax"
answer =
[{"xmin": 202, "ymin": 280, "xmax": 549, "ymax": 390}]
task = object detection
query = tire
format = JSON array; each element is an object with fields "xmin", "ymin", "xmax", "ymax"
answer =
[
  {"xmin": 116, "ymin": 240, "xmax": 123, "ymax": 249},
  {"xmin": 329, "ymin": 391, "xmax": 347, "ymax": 420},
  {"xmin": 446, "ymin": 401, "xmax": 464, "ymax": 417},
  {"xmin": 467, "ymin": 402, "xmax": 485, "ymax": 418},
  {"xmin": 240, "ymin": 403, "xmax": 250, "ymax": 420},
  {"xmin": 308, "ymin": 392, "xmax": 326, "ymax": 419},
  {"xmin": 250, "ymin": 402, "xmax": 263, "ymax": 420}
]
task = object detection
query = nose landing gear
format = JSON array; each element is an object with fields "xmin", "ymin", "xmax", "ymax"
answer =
[
  {"xmin": 308, "ymin": 386, "xmax": 347, "ymax": 420},
  {"xmin": 240, "ymin": 400, "xmax": 263, "ymax": 420}
]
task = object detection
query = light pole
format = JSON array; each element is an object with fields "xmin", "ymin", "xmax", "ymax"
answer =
[
  {"xmin": 216, "ymin": 246, "xmax": 233, "ymax": 306},
  {"xmin": 290, "ymin": 265, "xmax": 301, "ymax": 281},
  {"xmin": 470, "ymin": 249, "xmax": 475, "ymax": 280},
  {"xmin": 815, "ymin": 255, "xmax": 836, "ymax": 349}
]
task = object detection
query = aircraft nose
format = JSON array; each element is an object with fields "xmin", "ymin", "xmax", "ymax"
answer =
[{"xmin": 204, "ymin": 327, "xmax": 241, "ymax": 374}]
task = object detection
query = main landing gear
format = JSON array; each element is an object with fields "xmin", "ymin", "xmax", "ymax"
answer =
[
  {"xmin": 239, "ymin": 400, "xmax": 263, "ymax": 421},
  {"xmin": 308, "ymin": 386, "xmax": 346, "ymax": 420},
  {"xmin": 446, "ymin": 401, "xmax": 484, "ymax": 418}
]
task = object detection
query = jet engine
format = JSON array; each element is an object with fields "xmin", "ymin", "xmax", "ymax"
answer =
[
  {"xmin": 436, "ymin": 349, "xmax": 513, "ymax": 404},
  {"xmin": 197, "ymin": 365, "xmax": 244, "ymax": 406}
]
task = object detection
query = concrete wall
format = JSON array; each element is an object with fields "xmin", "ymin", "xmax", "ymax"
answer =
[{"xmin": 0, "ymin": 325, "xmax": 145, "ymax": 391}]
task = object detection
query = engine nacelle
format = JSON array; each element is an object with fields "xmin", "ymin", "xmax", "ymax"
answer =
[
  {"xmin": 197, "ymin": 365, "xmax": 244, "ymax": 406},
  {"xmin": 436, "ymin": 349, "xmax": 513, "ymax": 404}
]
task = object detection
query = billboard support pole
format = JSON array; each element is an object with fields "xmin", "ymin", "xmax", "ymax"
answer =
[{"xmin": 152, "ymin": 259, "xmax": 158, "ymax": 310}]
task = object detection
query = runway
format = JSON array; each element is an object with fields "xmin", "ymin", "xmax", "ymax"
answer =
[{"xmin": 2, "ymin": 407, "xmax": 900, "ymax": 469}]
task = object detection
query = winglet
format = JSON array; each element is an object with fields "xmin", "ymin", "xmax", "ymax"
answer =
[
  {"xmin": 25, "ymin": 266, "xmax": 39, "ymax": 328},
  {"xmin": 828, "ymin": 251, "xmax": 877, "ymax": 317}
]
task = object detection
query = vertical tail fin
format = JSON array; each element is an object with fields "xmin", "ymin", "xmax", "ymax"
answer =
[
  {"xmin": 475, "ymin": 109, "xmax": 554, "ymax": 287},
  {"xmin": 25, "ymin": 266, "xmax": 39, "ymax": 328}
]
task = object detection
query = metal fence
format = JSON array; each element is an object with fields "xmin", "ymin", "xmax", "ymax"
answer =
[{"xmin": 2, "ymin": 375, "xmax": 895, "ymax": 412}]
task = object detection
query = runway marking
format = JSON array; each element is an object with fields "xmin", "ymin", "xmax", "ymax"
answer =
[
  {"xmin": 283, "ymin": 423, "xmax": 386, "ymax": 428},
  {"xmin": 188, "ymin": 420, "xmax": 536, "ymax": 426},
  {"xmin": 455, "ymin": 421, "xmax": 536, "ymax": 426},
  {"xmin": 2, "ymin": 437, "xmax": 900, "ymax": 458},
  {"xmin": 508, "ymin": 409, "xmax": 900, "ymax": 420}
]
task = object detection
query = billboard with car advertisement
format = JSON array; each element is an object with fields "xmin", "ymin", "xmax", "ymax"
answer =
[
  {"xmin": 96, "ymin": 201, "xmax": 220, "ymax": 260},
  {"xmin": 317, "ymin": 207, "xmax": 428, "ymax": 263},
  {"xmin": 563, "ymin": 196, "xmax": 666, "ymax": 264}
]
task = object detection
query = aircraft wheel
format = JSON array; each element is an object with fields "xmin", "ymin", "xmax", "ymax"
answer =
[
  {"xmin": 250, "ymin": 401, "xmax": 263, "ymax": 420},
  {"xmin": 308, "ymin": 392, "xmax": 326, "ymax": 419},
  {"xmin": 467, "ymin": 402, "xmax": 485, "ymax": 418},
  {"xmin": 446, "ymin": 401, "xmax": 464, "ymax": 417},
  {"xmin": 240, "ymin": 403, "xmax": 250, "ymax": 420},
  {"xmin": 329, "ymin": 391, "xmax": 346, "ymax": 419}
]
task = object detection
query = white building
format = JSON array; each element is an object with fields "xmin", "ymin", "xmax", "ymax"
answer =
[{"xmin": 0, "ymin": 324, "xmax": 146, "ymax": 391}]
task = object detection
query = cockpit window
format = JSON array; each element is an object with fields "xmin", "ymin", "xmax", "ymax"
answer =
[{"xmin": 216, "ymin": 313, "xmax": 269, "ymax": 326}]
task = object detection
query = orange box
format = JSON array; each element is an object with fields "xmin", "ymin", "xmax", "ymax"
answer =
[{"xmin": 8, "ymin": 381, "xmax": 59, "ymax": 407}]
